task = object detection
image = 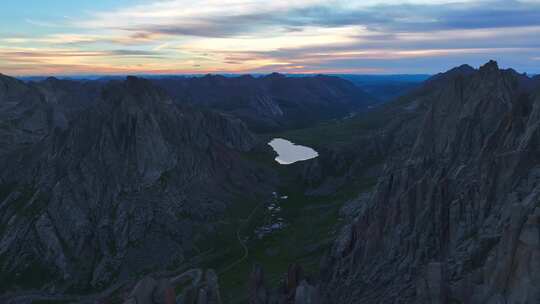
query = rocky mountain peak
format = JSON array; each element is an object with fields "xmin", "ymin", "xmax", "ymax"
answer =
[
  {"xmin": 238, "ymin": 74, "xmax": 255, "ymax": 80},
  {"xmin": 453, "ymin": 63, "xmax": 476, "ymax": 74},
  {"xmin": 426, "ymin": 63, "xmax": 475, "ymax": 85},
  {"xmin": 321, "ymin": 62, "xmax": 540, "ymax": 304},
  {"xmin": 44, "ymin": 76, "xmax": 60, "ymax": 83},
  {"xmin": 0, "ymin": 72, "xmax": 23, "ymax": 87},
  {"xmin": 201, "ymin": 74, "xmax": 227, "ymax": 82},
  {"xmin": 102, "ymin": 76, "xmax": 173, "ymax": 109},
  {"xmin": 0, "ymin": 74, "xmax": 265, "ymax": 294},
  {"xmin": 0, "ymin": 73, "xmax": 10, "ymax": 82},
  {"xmin": 124, "ymin": 75, "xmax": 155, "ymax": 91},
  {"xmin": 479, "ymin": 59, "xmax": 500, "ymax": 73},
  {"xmin": 265, "ymin": 72, "xmax": 286, "ymax": 79}
]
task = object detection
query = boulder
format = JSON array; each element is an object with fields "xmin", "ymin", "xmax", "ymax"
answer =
[
  {"xmin": 294, "ymin": 280, "xmax": 319, "ymax": 304},
  {"xmin": 249, "ymin": 264, "xmax": 268, "ymax": 304}
]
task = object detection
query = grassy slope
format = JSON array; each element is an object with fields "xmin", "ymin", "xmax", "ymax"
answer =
[
  {"xmin": 267, "ymin": 106, "xmax": 391, "ymax": 150},
  {"xmin": 208, "ymin": 169, "xmax": 378, "ymax": 304}
]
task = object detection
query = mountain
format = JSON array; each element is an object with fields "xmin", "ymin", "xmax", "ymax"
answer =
[
  {"xmin": 3, "ymin": 62, "xmax": 540, "ymax": 304},
  {"xmin": 151, "ymin": 74, "xmax": 377, "ymax": 132},
  {"xmin": 30, "ymin": 77, "xmax": 103, "ymax": 118},
  {"xmin": 0, "ymin": 74, "xmax": 57, "ymax": 159},
  {"xmin": 336, "ymin": 74, "xmax": 430, "ymax": 102},
  {"xmin": 316, "ymin": 61, "xmax": 540, "ymax": 303},
  {"xmin": 0, "ymin": 75, "xmax": 107, "ymax": 159},
  {"xmin": 0, "ymin": 75, "xmax": 272, "ymax": 294}
]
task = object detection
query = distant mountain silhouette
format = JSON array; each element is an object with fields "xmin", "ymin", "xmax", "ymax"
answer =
[
  {"xmin": 151, "ymin": 74, "xmax": 377, "ymax": 132},
  {"xmin": 336, "ymin": 74, "xmax": 430, "ymax": 102}
]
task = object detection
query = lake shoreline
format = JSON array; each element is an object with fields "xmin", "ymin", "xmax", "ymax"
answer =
[{"xmin": 268, "ymin": 138, "xmax": 319, "ymax": 165}]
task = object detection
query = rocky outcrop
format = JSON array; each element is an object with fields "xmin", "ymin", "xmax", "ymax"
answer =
[
  {"xmin": 321, "ymin": 61, "xmax": 540, "ymax": 303},
  {"xmin": 249, "ymin": 264, "xmax": 268, "ymax": 304},
  {"xmin": 0, "ymin": 75, "xmax": 53, "ymax": 158},
  {"xmin": 124, "ymin": 277, "xmax": 175, "ymax": 304},
  {"xmin": 124, "ymin": 269, "xmax": 222, "ymax": 304},
  {"xmin": 0, "ymin": 75, "xmax": 272, "ymax": 295},
  {"xmin": 294, "ymin": 281, "xmax": 319, "ymax": 304},
  {"xmin": 31, "ymin": 77, "xmax": 102, "ymax": 119},
  {"xmin": 249, "ymin": 263, "xmax": 321, "ymax": 304}
]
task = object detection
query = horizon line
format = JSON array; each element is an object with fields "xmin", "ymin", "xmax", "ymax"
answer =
[{"xmin": 10, "ymin": 72, "xmax": 436, "ymax": 78}]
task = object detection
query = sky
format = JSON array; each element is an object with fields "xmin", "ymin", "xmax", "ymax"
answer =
[{"xmin": 0, "ymin": 0, "xmax": 539, "ymax": 76}]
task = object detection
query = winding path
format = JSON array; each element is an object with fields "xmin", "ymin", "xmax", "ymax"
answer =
[{"xmin": 218, "ymin": 198, "xmax": 265, "ymax": 275}]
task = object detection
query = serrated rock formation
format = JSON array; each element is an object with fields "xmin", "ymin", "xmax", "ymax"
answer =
[
  {"xmin": 321, "ymin": 61, "xmax": 540, "ymax": 303},
  {"xmin": 151, "ymin": 74, "xmax": 376, "ymax": 131},
  {"xmin": 0, "ymin": 75, "xmax": 270, "ymax": 294}
]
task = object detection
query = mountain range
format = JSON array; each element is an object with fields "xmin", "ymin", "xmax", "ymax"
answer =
[
  {"xmin": 150, "ymin": 74, "xmax": 376, "ymax": 132},
  {"xmin": 1, "ymin": 61, "xmax": 539, "ymax": 304},
  {"xmin": 317, "ymin": 61, "xmax": 540, "ymax": 303},
  {"xmin": 0, "ymin": 75, "xmax": 270, "ymax": 295}
]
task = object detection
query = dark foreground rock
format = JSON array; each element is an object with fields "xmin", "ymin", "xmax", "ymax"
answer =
[
  {"xmin": 249, "ymin": 263, "xmax": 321, "ymax": 304},
  {"xmin": 124, "ymin": 269, "xmax": 221, "ymax": 304}
]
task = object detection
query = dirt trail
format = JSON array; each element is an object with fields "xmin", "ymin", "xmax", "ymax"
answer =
[{"xmin": 218, "ymin": 199, "xmax": 265, "ymax": 275}]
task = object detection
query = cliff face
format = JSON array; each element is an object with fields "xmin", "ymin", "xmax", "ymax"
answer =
[
  {"xmin": 0, "ymin": 76, "xmax": 104, "ymax": 159},
  {"xmin": 321, "ymin": 61, "xmax": 540, "ymax": 303},
  {"xmin": 0, "ymin": 75, "xmax": 54, "ymax": 158},
  {"xmin": 0, "ymin": 76, "xmax": 268, "ymax": 293}
]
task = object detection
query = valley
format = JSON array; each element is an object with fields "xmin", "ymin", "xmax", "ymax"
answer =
[
  {"xmin": 3, "ymin": 1, "xmax": 540, "ymax": 303},
  {"xmin": 1, "ymin": 61, "xmax": 539, "ymax": 304}
]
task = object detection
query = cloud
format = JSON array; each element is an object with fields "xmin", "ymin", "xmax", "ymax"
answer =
[
  {"xmin": 75, "ymin": 0, "xmax": 540, "ymax": 38},
  {"xmin": 25, "ymin": 19, "xmax": 60, "ymax": 28},
  {"xmin": 2, "ymin": 0, "xmax": 540, "ymax": 75},
  {"xmin": 0, "ymin": 47, "xmax": 166, "ymax": 75},
  {"xmin": 284, "ymin": 0, "xmax": 540, "ymax": 32},
  {"xmin": 219, "ymin": 44, "xmax": 539, "ymax": 74},
  {"xmin": 0, "ymin": 48, "xmax": 161, "ymax": 59}
]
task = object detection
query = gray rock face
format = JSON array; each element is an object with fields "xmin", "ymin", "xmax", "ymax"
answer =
[
  {"xmin": 294, "ymin": 281, "xmax": 319, "ymax": 304},
  {"xmin": 248, "ymin": 263, "xmax": 321, "ymax": 304},
  {"xmin": 0, "ymin": 75, "xmax": 52, "ymax": 158},
  {"xmin": 249, "ymin": 264, "xmax": 268, "ymax": 304},
  {"xmin": 321, "ymin": 61, "xmax": 540, "ymax": 303},
  {"xmin": 172, "ymin": 269, "xmax": 222, "ymax": 304},
  {"xmin": 124, "ymin": 277, "xmax": 163, "ymax": 304},
  {"xmin": 123, "ymin": 268, "xmax": 221, "ymax": 304},
  {"xmin": 0, "ymin": 76, "xmax": 270, "ymax": 294}
]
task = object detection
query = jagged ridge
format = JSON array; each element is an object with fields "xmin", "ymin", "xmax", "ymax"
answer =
[
  {"xmin": 321, "ymin": 61, "xmax": 540, "ymax": 303},
  {"xmin": 0, "ymin": 75, "xmax": 269, "ymax": 293}
]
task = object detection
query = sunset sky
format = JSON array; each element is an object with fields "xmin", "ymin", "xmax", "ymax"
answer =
[{"xmin": 1, "ymin": 0, "xmax": 539, "ymax": 76}]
